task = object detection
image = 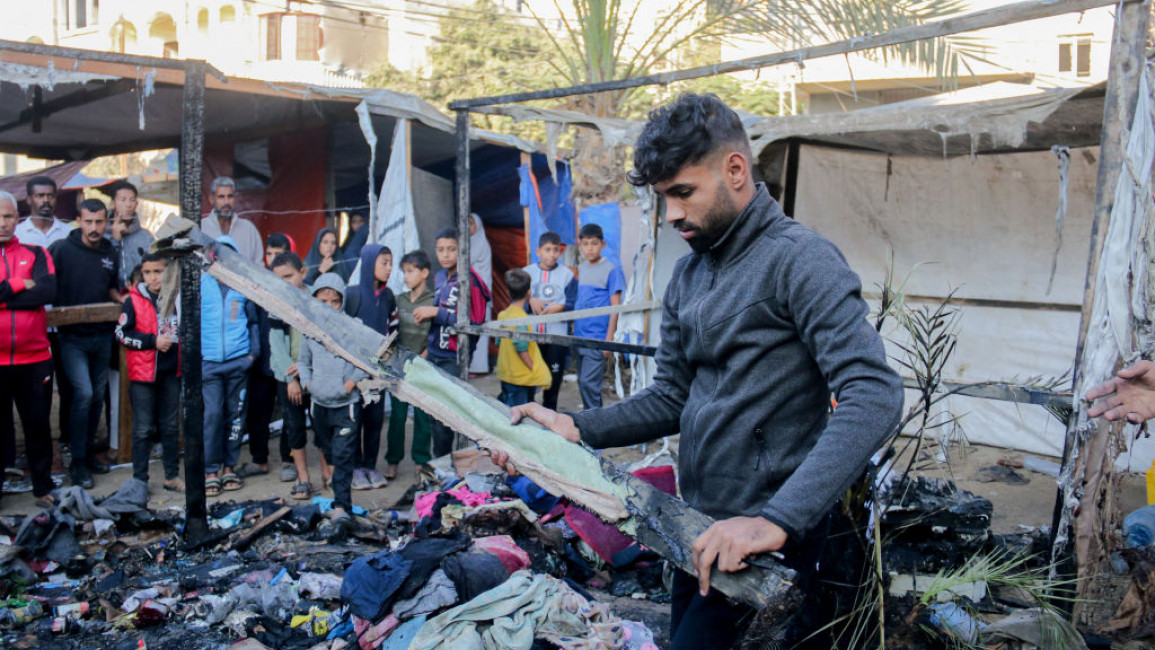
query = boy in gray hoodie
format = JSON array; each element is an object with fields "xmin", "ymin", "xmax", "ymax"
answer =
[{"xmin": 297, "ymin": 273, "xmax": 368, "ymax": 522}]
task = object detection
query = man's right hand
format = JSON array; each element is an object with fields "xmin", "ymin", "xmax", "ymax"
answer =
[
  {"xmin": 490, "ymin": 403, "xmax": 580, "ymax": 473},
  {"xmin": 155, "ymin": 334, "xmax": 175, "ymax": 352},
  {"xmin": 1088, "ymin": 360, "xmax": 1155, "ymax": 423}
]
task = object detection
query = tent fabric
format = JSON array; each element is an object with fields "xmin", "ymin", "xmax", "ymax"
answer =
[
  {"xmin": 579, "ymin": 203, "xmax": 622, "ymax": 270},
  {"xmin": 261, "ymin": 127, "xmax": 327, "ymax": 254},
  {"xmin": 0, "ymin": 161, "xmax": 89, "ymax": 199},
  {"xmin": 374, "ymin": 119, "xmax": 421, "ymax": 294},
  {"xmin": 485, "ymin": 225, "xmax": 529, "ymax": 319},
  {"xmin": 519, "ymin": 158, "xmax": 575, "ymax": 264}
]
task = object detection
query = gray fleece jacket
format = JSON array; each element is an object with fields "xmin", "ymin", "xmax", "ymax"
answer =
[
  {"xmin": 297, "ymin": 273, "xmax": 369, "ymax": 407},
  {"xmin": 571, "ymin": 184, "xmax": 903, "ymax": 541}
]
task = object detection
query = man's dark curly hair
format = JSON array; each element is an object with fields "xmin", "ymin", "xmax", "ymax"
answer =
[{"xmin": 627, "ymin": 93, "xmax": 750, "ymax": 187}]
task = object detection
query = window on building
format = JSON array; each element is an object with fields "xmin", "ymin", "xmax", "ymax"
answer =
[
  {"xmin": 221, "ymin": 5, "xmax": 236, "ymax": 23},
  {"xmin": 296, "ymin": 14, "xmax": 322, "ymax": 61},
  {"xmin": 197, "ymin": 9, "xmax": 209, "ymax": 33},
  {"xmin": 263, "ymin": 13, "xmax": 283, "ymax": 61},
  {"xmin": 1059, "ymin": 35, "xmax": 1092, "ymax": 77},
  {"xmin": 74, "ymin": 0, "xmax": 87, "ymax": 28}
]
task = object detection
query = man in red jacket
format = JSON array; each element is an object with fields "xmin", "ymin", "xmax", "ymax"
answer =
[{"xmin": 0, "ymin": 190, "xmax": 57, "ymax": 508}]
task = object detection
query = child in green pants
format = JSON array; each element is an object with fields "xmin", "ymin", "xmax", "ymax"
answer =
[{"xmin": 385, "ymin": 250, "xmax": 435, "ymax": 478}]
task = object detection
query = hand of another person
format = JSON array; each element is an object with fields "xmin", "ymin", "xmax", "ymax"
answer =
[
  {"xmin": 287, "ymin": 379, "xmax": 303, "ymax": 405},
  {"xmin": 344, "ymin": 379, "xmax": 356, "ymax": 394},
  {"xmin": 602, "ymin": 349, "xmax": 612, "ymax": 360},
  {"xmin": 528, "ymin": 298, "xmax": 546, "ymax": 315},
  {"xmin": 692, "ymin": 517, "xmax": 789, "ymax": 596},
  {"xmin": 412, "ymin": 306, "xmax": 439, "ymax": 323},
  {"xmin": 286, "ymin": 363, "xmax": 298, "ymax": 378},
  {"xmin": 319, "ymin": 257, "xmax": 335, "ymax": 273},
  {"xmin": 155, "ymin": 334, "xmax": 174, "ymax": 352},
  {"xmin": 21, "ymin": 279, "xmax": 34, "ymax": 291},
  {"xmin": 1087, "ymin": 360, "xmax": 1155, "ymax": 423},
  {"xmin": 490, "ymin": 403, "xmax": 580, "ymax": 474},
  {"xmin": 111, "ymin": 219, "xmax": 128, "ymax": 241}
]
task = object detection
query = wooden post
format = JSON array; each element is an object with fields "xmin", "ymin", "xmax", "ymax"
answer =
[
  {"xmin": 455, "ymin": 109, "xmax": 473, "ymax": 385},
  {"xmin": 1050, "ymin": 0, "xmax": 1151, "ymax": 622},
  {"xmin": 180, "ymin": 61, "xmax": 209, "ymax": 544},
  {"xmin": 116, "ymin": 348, "xmax": 132, "ymax": 464}
]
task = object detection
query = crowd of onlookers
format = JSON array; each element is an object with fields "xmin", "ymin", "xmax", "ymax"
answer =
[{"xmin": 0, "ymin": 173, "xmax": 625, "ymax": 529}]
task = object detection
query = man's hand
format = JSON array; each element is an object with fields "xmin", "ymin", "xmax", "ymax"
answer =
[
  {"xmin": 287, "ymin": 379, "xmax": 303, "ymax": 405},
  {"xmin": 21, "ymin": 279, "xmax": 34, "ymax": 291},
  {"xmin": 602, "ymin": 348, "xmax": 612, "ymax": 360},
  {"xmin": 286, "ymin": 363, "xmax": 298, "ymax": 378},
  {"xmin": 155, "ymin": 334, "xmax": 175, "ymax": 353},
  {"xmin": 412, "ymin": 306, "xmax": 439, "ymax": 324},
  {"xmin": 529, "ymin": 297, "xmax": 547, "ymax": 315},
  {"xmin": 319, "ymin": 257, "xmax": 335, "ymax": 274},
  {"xmin": 1088, "ymin": 360, "xmax": 1155, "ymax": 423},
  {"xmin": 344, "ymin": 379, "xmax": 356, "ymax": 394},
  {"xmin": 692, "ymin": 517, "xmax": 788, "ymax": 596},
  {"xmin": 111, "ymin": 219, "xmax": 128, "ymax": 241},
  {"xmin": 489, "ymin": 403, "xmax": 580, "ymax": 473}
]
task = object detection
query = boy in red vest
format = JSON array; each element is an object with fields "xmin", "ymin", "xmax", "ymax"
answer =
[{"xmin": 115, "ymin": 253, "xmax": 183, "ymax": 492}]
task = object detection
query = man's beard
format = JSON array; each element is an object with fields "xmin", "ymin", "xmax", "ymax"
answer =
[
  {"xmin": 675, "ymin": 182, "xmax": 740, "ymax": 254},
  {"xmin": 35, "ymin": 204, "xmax": 54, "ymax": 217},
  {"xmin": 215, "ymin": 206, "xmax": 234, "ymax": 218}
]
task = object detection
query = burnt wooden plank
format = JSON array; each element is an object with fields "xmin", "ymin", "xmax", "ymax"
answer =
[{"xmin": 46, "ymin": 303, "xmax": 121, "ymax": 327}]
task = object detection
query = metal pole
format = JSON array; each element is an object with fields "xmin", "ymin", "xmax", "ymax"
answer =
[
  {"xmin": 454, "ymin": 109, "xmax": 472, "ymax": 381},
  {"xmin": 180, "ymin": 61, "xmax": 209, "ymax": 543}
]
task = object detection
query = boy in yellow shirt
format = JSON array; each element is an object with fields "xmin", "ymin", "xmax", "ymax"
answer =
[{"xmin": 496, "ymin": 269, "xmax": 551, "ymax": 407}]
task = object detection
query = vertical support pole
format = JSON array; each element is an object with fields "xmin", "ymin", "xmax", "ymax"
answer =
[
  {"xmin": 783, "ymin": 139, "xmax": 800, "ymax": 217},
  {"xmin": 455, "ymin": 110, "xmax": 472, "ymax": 381},
  {"xmin": 1051, "ymin": 0, "xmax": 1151, "ymax": 619},
  {"xmin": 180, "ymin": 61, "xmax": 209, "ymax": 543},
  {"xmin": 453, "ymin": 109, "xmax": 472, "ymax": 452}
]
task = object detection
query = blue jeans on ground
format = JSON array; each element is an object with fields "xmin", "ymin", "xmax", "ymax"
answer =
[
  {"xmin": 202, "ymin": 356, "xmax": 251, "ymax": 475},
  {"xmin": 130, "ymin": 374, "xmax": 181, "ymax": 483},
  {"xmin": 499, "ymin": 382, "xmax": 536, "ymax": 408},
  {"xmin": 576, "ymin": 347, "xmax": 606, "ymax": 410},
  {"xmin": 59, "ymin": 332, "xmax": 112, "ymax": 470}
]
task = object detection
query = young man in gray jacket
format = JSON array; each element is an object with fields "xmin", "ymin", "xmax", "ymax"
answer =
[
  {"xmin": 497, "ymin": 94, "xmax": 904, "ymax": 649},
  {"xmin": 297, "ymin": 273, "xmax": 368, "ymax": 526}
]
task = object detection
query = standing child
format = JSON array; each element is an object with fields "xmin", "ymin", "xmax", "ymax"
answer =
[
  {"xmin": 412, "ymin": 227, "xmax": 490, "ymax": 457},
  {"xmin": 351, "ymin": 244, "xmax": 398, "ymax": 490},
  {"xmin": 524, "ymin": 231, "xmax": 577, "ymax": 410},
  {"xmin": 297, "ymin": 273, "xmax": 368, "ymax": 529},
  {"xmin": 200, "ymin": 236, "xmax": 259, "ymax": 496},
  {"xmin": 268, "ymin": 252, "xmax": 320, "ymax": 500},
  {"xmin": 384, "ymin": 250, "xmax": 434, "ymax": 479},
  {"xmin": 496, "ymin": 269, "xmax": 551, "ymax": 407},
  {"xmin": 116, "ymin": 254, "xmax": 183, "ymax": 493},
  {"xmin": 573, "ymin": 224, "xmax": 625, "ymax": 410}
]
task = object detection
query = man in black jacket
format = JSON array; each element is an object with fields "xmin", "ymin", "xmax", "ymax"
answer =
[
  {"xmin": 495, "ymin": 94, "xmax": 904, "ymax": 649},
  {"xmin": 48, "ymin": 199, "xmax": 122, "ymax": 489}
]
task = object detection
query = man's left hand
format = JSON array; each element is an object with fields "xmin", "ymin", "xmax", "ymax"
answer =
[{"xmin": 692, "ymin": 516, "xmax": 788, "ymax": 596}]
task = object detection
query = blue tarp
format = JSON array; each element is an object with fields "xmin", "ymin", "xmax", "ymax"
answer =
[
  {"xmin": 519, "ymin": 154, "xmax": 575, "ymax": 263},
  {"xmin": 578, "ymin": 202, "xmax": 622, "ymax": 269}
]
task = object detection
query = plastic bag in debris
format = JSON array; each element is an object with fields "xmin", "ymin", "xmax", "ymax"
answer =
[
  {"xmin": 211, "ymin": 509, "xmax": 246, "ymax": 530},
  {"xmin": 1125, "ymin": 505, "xmax": 1155, "ymax": 548},
  {"xmin": 923, "ymin": 602, "xmax": 985, "ymax": 645},
  {"xmin": 298, "ymin": 572, "xmax": 343, "ymax": 601},
  {"xmin": 230, "ymin": 579, "xmax": 299, "ymax": 620},
  {"xmin": 312, "ymin": 495, "xmax": 368, "ymax": 517}
]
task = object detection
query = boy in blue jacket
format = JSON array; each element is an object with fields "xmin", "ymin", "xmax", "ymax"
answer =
[{"xmin": 200, "ymin": 236, "xmax": 259, "ymax": 496}]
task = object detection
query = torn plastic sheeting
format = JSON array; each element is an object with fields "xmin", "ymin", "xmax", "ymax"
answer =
[
  {"xmin": 0, "ymin": 61, "xmax": 116, "ymax": 91},
  {"xmin": 400, "ymin": 357, "xmax": 633, "ymax": 524}
]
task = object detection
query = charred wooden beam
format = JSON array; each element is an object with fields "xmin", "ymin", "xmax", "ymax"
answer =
[
  {"xmin": 0, "ymin": 78, "xmax": 136, "ymax": 135},
  {"xmin": 454, "ymin": 108, "xmax": 472, "ymax": 382},
  {"xmin": 45, "ymin": 303, "xmax": 121, "ymax": 327},
  {"xmin": 161, "ymin": 226, "xmax": 795, "ymax": 609}
]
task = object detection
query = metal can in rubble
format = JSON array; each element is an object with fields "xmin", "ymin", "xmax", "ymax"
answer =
[
  {"xmin": 51, "ymin": 616, "xmax": 80, "ymax": 634},
  {"xmin": 5, "ymin": 600, "xmax": 44, "ymax": 625},
  {"xmin": 53, "ymin": 601, "xmax": 89, "ymax": 619}
]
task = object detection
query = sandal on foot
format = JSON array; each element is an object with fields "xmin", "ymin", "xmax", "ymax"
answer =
[
  {"xmin": 221, "ymin": 473, "xmax": 243, "ymax": 491},
  {"xmin": 205, "ymin": 477, "xmax": 222, "ymax": 497},
  {"xmin": 290, "ymin": 481, "xmax": 314, "ymax": 500},
  {"xmin": 163, "ymin": 478, "xmax": 185, "ymax": 493}
]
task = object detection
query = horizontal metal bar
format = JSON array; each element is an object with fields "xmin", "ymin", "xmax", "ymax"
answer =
[
  {"xmin": 459, "ymin": 324, "xmax": 657, "ymax": 356},
  {"xmin": 903, "ymin": 378, "xmax": 1071, "ymax": 410},
  {"xmin": 481, "ymin": 300, "xmax": 660, "ymax": 329},
  {"xmin": 448, "ymin": 0, "xmax": 1120, "ymax": 109},
  {"xmin": 863, "ymin": 292, "xmax": 1081, "ymax": 313},
  {"xmin": 0, "ymin": 39, "xmax": 226, "ymax": 80}
]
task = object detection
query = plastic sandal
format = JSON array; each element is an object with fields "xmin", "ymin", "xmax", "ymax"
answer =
[
  {"xmin": 205, "ymin": 477, "xmax": 222, "ymax": 497},
  {"xmin": 290, "ymin": 481, "xmax": 313, "ymax": 500},
  {"xmin": 221, "ymin": 473, "xmax": 243, "ymax": 492}
]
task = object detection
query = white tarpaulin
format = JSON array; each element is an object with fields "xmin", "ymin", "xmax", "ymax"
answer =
[
  {"xmin": 794, "ymin": 145, "xmax": 1098, "ymax": 459},
  {"xmin": 374, "ymin": 118, "xmax": 421, "ymax": 295}
]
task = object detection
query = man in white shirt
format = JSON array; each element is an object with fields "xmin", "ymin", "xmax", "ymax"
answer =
[
  {"xmin": 15, "ymin": 176, "xmax": 71, "ymax": 249},
  {"xmin": 199, "ymin": 177, "xmax": 263, "ymax": 264}
]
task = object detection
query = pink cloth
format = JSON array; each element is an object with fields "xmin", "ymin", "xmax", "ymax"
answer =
[
  {"xmin": 354, "ymin": 614, "xmax": 400, "ymax": 650},
  {"xmin": 414, "ymin": 485, "xmax": 494, "ymax": 520},
  {"xmin": 472, "ymin": 535, "xmax": 531, "ymax": 574},
  {"xmin": 565, "ymin": 465, "xmax": 677, "ymax": 565}
]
